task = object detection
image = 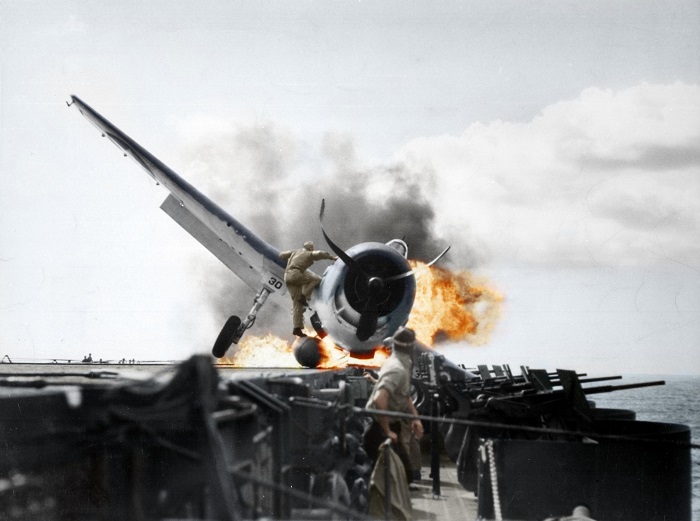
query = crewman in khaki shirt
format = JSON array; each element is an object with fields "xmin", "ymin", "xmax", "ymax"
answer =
[{"xmin": 363, "ymin": 327, "xmax": 424, "ymax": 483}]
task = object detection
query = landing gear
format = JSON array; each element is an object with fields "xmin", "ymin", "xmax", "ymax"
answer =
[
  {"xmin": 211, "ymin": 287, "xmax": 272, "ymax": 358},
  {"xmin": 212, "ymin": 315, "xmax": 242, "ymax": 358}
]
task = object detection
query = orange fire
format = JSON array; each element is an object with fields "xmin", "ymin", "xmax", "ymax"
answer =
[
  {"xmin": 316, "ymin": 337, "xmax": 391, "ymax": 369},
  {"xmin": 218, "ymin": 333, "xmax": 297, "ymax": 367},
  {"xmin": 218, "ymin": 263, "xmax": 502, "ymax": 368},
  {"xmin": 217, "ymin": 332, "xmax": 390, "ymax": 369},
  {"xmin": 407, "ymin": 261, "xmax": 503, "ymax": 346}
]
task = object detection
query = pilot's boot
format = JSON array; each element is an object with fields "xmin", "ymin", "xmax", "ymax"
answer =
[{"xmin": 293, "ymin": 328, "xmax": 307, "ymax": 337}]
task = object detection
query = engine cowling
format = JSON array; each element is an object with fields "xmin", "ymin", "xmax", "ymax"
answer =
[{"xmin": 312, "ymin": 241, "xmax": 416, "ymax": 354}]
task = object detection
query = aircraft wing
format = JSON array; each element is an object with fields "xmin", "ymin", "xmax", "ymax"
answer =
[{"xmin": 70, "ymin": 95, "xmax": 288, "ymax": 304}]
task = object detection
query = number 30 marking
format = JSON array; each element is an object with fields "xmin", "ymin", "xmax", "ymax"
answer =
[{"xmin": 268, "ymin": 277, "xmax": 284, "ymax": 290}]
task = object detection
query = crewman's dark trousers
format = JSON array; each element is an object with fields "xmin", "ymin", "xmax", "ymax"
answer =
[{"xmin": 362, "ymin": 420, "xmax": 414, "ymax": 483}]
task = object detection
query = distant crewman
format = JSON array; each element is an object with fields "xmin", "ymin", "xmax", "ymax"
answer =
[{"xmin": 279, "ymin": 241, "xmax": 337, "ymax": 337}]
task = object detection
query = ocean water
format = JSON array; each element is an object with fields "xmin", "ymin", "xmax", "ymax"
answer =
[{"xmin": 591, "ymin": 374, "xmax": 699, "ymax": 520}]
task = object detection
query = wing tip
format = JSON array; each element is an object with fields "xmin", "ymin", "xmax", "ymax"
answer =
[{"xmin": 67, "ymin": 94, "xmax": 85, "ymax": 109}]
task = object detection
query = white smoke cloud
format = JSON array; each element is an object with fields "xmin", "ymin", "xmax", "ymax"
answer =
[
  {"xmin": 171, "ymin": 82, "xmax": 700, "ymax": 337},
  {"xmin": 397, "ymin": 82, "xmax": 700, "ymax": 268}
]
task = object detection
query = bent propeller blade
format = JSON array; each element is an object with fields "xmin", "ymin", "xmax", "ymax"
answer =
[{"xmin": 385, "ymin": 245, "xmax": 451, "ymax": 282}]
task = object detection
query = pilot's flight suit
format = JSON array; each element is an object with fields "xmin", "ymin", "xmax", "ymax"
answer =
[{"xmin": 279, "ymin": 244, "xmax": 336, "ymax": 332}]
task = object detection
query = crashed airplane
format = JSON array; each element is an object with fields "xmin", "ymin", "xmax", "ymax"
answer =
[{"xmin": 69, "ymin": 95, "xmax": 448, "ymax": 366}]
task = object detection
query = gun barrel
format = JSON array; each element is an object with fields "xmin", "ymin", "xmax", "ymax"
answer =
[
  {"xmin": 546, "ymin": 375, "xmax": 622, "ymax": 386},
  {"xmin": 576, "ymin": 375, "xmax": 623, "ymax": 384},
  {"xmin": 583, "ymin": 380, "xmax": 665, "ymax": 395}
]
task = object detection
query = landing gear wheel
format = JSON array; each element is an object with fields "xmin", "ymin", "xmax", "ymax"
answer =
[{"xmin": 212, "ymin": 315, "xmax": 241, "ymax": 358}]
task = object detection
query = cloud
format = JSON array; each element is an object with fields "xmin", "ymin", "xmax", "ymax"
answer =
[
  {"xmin": 544, "ymin": 83, "xmax": 700, "ymax": 170},
  {"xmin": 170, "ymin": 82, "xmax": 700, "ymax": 338},
  {"xmin": 396, "ymin": 82, "xmax": 700, "ymax": 268}
]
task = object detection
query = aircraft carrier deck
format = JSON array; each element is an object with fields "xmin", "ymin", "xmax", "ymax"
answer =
[
  {"xmin": 0, "ymin": 358, "xmax": 692, "ymax": 520},
  {"xmin": 0, "ymin": 361, "xmax": 478, "ymax": 519}
]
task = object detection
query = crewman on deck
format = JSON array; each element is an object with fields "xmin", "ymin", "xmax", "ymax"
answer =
[
  {"xmin": 363, "ymin": 327, "xmax": 424, "ymax": 483},
  {"xmin": 364, "ymin": 370, "xmax": 423, "ymax": 482},
  {"xmin": 279, "ymin": 241, "xmax": 337, "ymax": 337}
]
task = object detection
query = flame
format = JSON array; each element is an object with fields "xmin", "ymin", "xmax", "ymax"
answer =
[
  {"xmin": 218, "ymin": 332, "xmax": 390, "ymax": 369},
  {"xmin": 407, "ymin": 261, "xmax": 503, "ymax": 346},
  {"xmin": 218, "ymin": 263, "xmax": 502, "ymax": 368},
  {"xmin": 316, "ymin": 337, "xmax": 391, "ymax": 369},
  {"xmin": 218, "ymin": 333, "xmax": 297, "ymax": 367}
]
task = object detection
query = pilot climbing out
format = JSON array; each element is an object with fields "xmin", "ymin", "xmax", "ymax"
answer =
[{"xmin": 279, "ymin": 241, "xmax": 337, "ymax": 337}]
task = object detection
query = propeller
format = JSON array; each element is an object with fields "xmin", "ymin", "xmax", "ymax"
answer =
[
  {"xmin": 320, "ymin": 200, "xmax": 387, "ymax": 340},
  {"xmin": 355, "ymin": 276, "xmax": 391, "ymax": 341},
  {"xmin": 319, "ymin": 200, "xmax": 364, "ymax": 275},
  {"xmin": 320, "ymin": 199, "xmax": 450, "ymax": 341},
  {"xmin": 384, "ymin": 245, "xmax": 451, "ymax": 282}
]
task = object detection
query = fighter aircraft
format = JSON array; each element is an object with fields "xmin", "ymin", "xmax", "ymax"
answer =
[{"xmin": 69, "ymin": 96, "xmax": 449, "ymax": 365}]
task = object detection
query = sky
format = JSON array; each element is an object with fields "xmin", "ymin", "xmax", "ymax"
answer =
[{"xmin": 1, "ymin": 1, "xmax": 699, "ymax": 375}]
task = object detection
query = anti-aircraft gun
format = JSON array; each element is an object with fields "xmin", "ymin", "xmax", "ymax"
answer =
[{"xmin": 407, "ymin": 346, "xmax": 690, "ymax": 521}]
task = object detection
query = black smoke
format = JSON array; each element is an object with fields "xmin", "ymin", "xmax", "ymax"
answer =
[{"xmin": 179, "ymin": 124, "xmax": 472, "ymax": 335}]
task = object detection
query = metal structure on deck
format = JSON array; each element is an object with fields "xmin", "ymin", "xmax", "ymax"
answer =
[{"xmin": 0, "ymin": 350, "xmax": 693, "ymax": 521}]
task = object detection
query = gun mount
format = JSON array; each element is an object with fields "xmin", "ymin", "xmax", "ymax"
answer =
[{"xmin": 409, "ymin": 348, "xmax": 690, "ymax": 520}]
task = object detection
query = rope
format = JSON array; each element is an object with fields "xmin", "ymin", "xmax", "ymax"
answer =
[{"xmin": 485, "ymin": 440, "xmax": 502, "ymax": 521}]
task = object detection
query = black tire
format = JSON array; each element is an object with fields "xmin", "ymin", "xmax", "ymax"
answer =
[
  {"xmin": 212, "ymin": 315, "xmax": 242, "ymax": 358},
  {"xmin": 310, "ymin": 312, "xmax": 327, "ymax": 338}
]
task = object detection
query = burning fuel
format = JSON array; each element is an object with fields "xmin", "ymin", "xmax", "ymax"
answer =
[
  {"xmin": 219, "ymin": 334, "xmax": 390, "ymax": 369},
  {"xmin": 407, "ymin": 261, "xmax": 503, "ymax": 346},
  {"xmin": 218, "ymin": 334, "xmax": 297, "ymax": 367},
  {"xmin": 219, "ymin": 264, "xmax": 502, "ymax": 368}
]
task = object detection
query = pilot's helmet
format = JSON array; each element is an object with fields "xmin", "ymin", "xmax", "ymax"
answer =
[
  {"xmin": 303, "ymin": 241, "xmax": 314, "ymax": 251},
  {"xmin": 386, "ymin": 327, "xmax": 415, "ymax": 351}
]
